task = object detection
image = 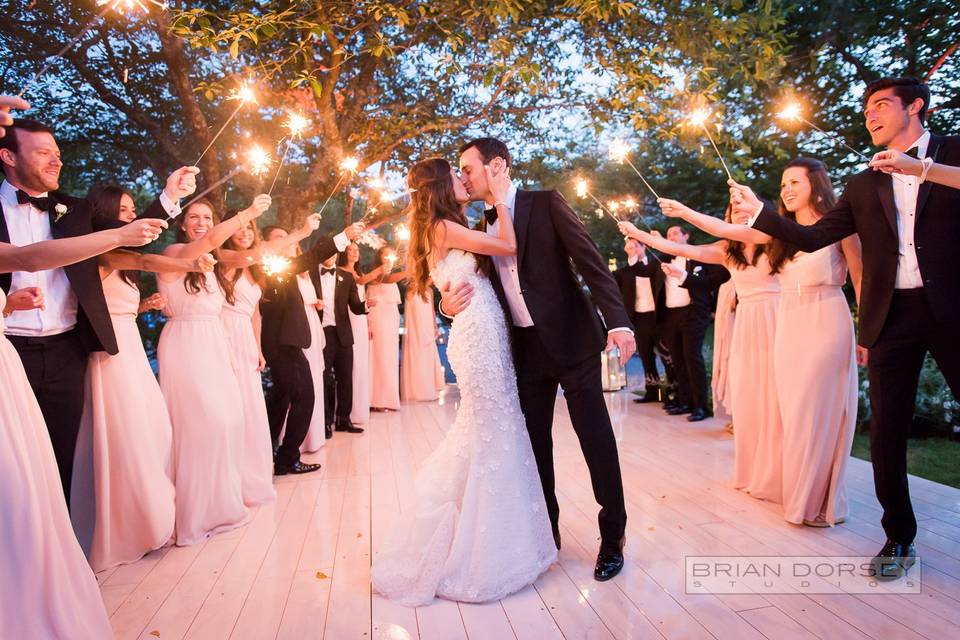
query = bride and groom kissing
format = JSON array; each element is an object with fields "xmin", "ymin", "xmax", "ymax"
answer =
[{"xmin": 371, "ymin": 137, "xmax": 637, "ymax": 606}]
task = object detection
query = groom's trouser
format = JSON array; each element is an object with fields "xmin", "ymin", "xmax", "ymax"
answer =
[
  {"xmin": 512, "ymin": 326, "xmax": 627, "ymax": 555},
  {"xmin": 867, "ymin": 289, "xmax": 959, "ymax": 545}
]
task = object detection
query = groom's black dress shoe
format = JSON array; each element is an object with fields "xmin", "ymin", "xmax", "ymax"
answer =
[
  {"xmin": 274, "ymin": 461, "xmax": 322, "ymax": 476},
  {"xmin": 594, "ymin": 553, "xmax": 624, "ymax": 581},
  {"xmin": 687, "ymin": 408, "xmax": 708, "ymax": 422},
  {"xmin": 667, "ymin": 404, "xmax": 691, "ymax": 416},
  {"xmin": 870, "ymin": 539, "xmax": 917, "ymax": 581}
]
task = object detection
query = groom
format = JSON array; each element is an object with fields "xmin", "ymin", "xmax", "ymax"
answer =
[{"xmin": 441, "ymin": 137, "xmax": 635, "ymax": 581}]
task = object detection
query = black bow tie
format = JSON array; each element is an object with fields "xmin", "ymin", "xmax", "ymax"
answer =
[
  {"xmin": 905, "ymin": 147, "xmax": 919, "ymax": 159},
  {"xmin": 16, "ymin": 190, "xmax": 54, "ymax": 213},
  {"xmin": 483, "ymin": 207, "xmax": 497, "ymax": 225},
  {"xmin": 320, "ymin": 268, "xmax": 336, "ymax": 276}
]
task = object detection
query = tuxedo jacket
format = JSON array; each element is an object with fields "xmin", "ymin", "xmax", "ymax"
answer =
[
  {"xmin": 614, "ymin": 254, "xmax": 666, "ymax": 323},
  {"xmin": 752, "ymin": 133, "xmax": 960, "ymax": 348},
  {"xmin": 676, "ymin": 258, "xmax": 730, "ymax": 327},
  {"xmin": 259, "ymin": 236, "xmax": 339, "ymax": 351},
  {"xmin": 308, "ymin": 265, "xmax": 366, "ymax": 346},
  {"xmin": 0, "ymin": 190, "xmax": 168, "ymax": 354},
  {"xmin": 481, "ymin": 189, "xmax": 631, "ymax": 368}
]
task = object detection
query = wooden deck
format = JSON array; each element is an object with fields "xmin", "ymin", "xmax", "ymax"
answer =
[{"xmin": 97, "ymin": 386, "xmax": 960, "ymax": 639}]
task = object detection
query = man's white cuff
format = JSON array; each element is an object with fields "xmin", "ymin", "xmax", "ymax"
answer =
[
  {"xmin": 746, "ymin": 202, "xmax": 764, "ymax": 227},
  {"xmin": 159, "ymin": 191, "xmax": 181, "ymax": 218},
  {"xmin": 333, "ymin": 232, "xmax": 349, "ymax": 252}
]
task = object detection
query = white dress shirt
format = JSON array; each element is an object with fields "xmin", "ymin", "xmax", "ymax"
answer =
[
  {"xmin": 664, "ymin": 256, "xmax": 691, "ymax": 308},
  {"xmin": 892, "ymin": 131, "xmax": 929, "ymax": 289},
  {"xmin": 486, "ymin": 184, "xmax": 535, "ymax": 327},
  {"xmin": 627, "ymin": 255, "xmax": 656, "ymax": 313},
  {"xmin": 319, "ymin": 267, "xmax": 337, "ymax": 328}
]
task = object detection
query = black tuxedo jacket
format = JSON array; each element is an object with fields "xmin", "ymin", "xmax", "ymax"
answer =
[
  {"xmin": 614, "ymin": 254, "xmax": 666, "ymax": 322},
  {"xmin": 481, "ymin": 189, "xmax": 631, "ymax": 368},
  {"xmin": 752, "ymin": 133, "xmax": 960, "ymax": 348},
  {"xmin": 308, "ymin": 265, "xmax": 366, "ymax": 346},
  {"xmin": 676, "ymin": 258, "xmax": 730, "ymax": 326},
  {"xmin": 0, "ymin": 189, "xmax": 168, "ymax": 354},
  {"xmin": 259, "ymin": 236, "xmax": 339, "ymax": 351}
]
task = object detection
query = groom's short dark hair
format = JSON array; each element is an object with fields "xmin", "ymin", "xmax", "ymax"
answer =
[
  {"xmin": 864, "ymin": 77, "xmax": 929, "ymax": 124},
  {"xmin": 459, "ymin": 137, "xmax": 511, "ymax": 168}
]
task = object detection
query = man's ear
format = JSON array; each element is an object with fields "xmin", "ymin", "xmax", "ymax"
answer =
[{"xmin": 908, "ymin": 97, "xmax": 925, "ymax": 119}]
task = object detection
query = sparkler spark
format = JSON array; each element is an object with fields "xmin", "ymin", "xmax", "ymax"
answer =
[
  {"xmin": 261, "ymin": 254, "xmax": 291, "ymax": 278},
  {"xmin": 245, "ymin": 144, "xmax": 271, "ymax": 176}
]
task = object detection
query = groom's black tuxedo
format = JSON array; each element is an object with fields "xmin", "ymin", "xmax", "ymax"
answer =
[
  {"xmin": 0, "ymin": 186, "xmax": 169, "ymax": 503},
  {"xmin": 480, "ymin": 188, "xmax": 630, "ymax": 555},
  {"xmin": 751, "ymin": 133, "xmax": 960, "ymax": 546}
]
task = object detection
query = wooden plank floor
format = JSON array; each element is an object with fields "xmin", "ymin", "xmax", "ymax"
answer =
[{"xmin": 99, "ymin": 386, "xmax": 960, "ymax": 639}]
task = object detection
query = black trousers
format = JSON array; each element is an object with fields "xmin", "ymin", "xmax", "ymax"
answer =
[
  {"xmin": 663, "ymin": 306, "xmax": 709, "ymax": 410},
  {"xmin": 8, "ymin": 330, "xmax": 87, "ymax": 504},
  {"xmin": 323, "ymin": 325, "xmax": 354, "ymax": 426},
  {"xmin": 632, "ymin": 311, "xmax": 661, "ymax": 394},
  {"xmin": 264, "ymin": 344, "xmax": 314, "ymax": 468},
  {"xmin": 512, "ymin": 326, "xmax": 627, "ymax": 554},
  {"xmin": 868, "ymin": 289, "xmax": 959, "ymax": 545}
]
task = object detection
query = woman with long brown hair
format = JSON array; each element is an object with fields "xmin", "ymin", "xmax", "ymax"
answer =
[
  {"xmin": 648, "ymin": 157, "xmax": 863, "ymax": 527},
  {"xmin": 366, "ymin": 245, "xmax": 405, "ymax": 411},
  {"xmin": 371, "ymin": 157, "xmax": 556, "ymax": 607}
]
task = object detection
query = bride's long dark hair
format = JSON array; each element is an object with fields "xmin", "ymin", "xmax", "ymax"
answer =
[{"xmin": 405, "ymin": 157, "xmax": 489, "ymax": 299}]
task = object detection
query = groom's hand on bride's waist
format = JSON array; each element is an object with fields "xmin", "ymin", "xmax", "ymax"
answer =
[{"xmin": 439, "ymin": 281, "xmax": 474, "ymax": 318}]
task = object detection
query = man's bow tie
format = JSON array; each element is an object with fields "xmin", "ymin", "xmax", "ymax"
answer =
[
  {"xmin": 320, "ymin": 267, "xmax": 336, "ymax": 276},
  {"xmin": 483, "ymin": 207, "xmax": 497, "ymax": 225},
  {"xmin": 16, "ymin": 190, "xmax": 54, "ymax": 213},
  {"xmin": 905, "ymin": 147, "xmax": 920, "ymax": 159}
]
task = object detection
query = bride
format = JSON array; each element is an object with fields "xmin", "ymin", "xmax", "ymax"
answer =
[{"xmin": 371, "ymin": 157, "xmax": 556, "ymax": 606}]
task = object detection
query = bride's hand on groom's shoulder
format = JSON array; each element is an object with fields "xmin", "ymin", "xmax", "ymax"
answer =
[{"xmin": 439, "ymin": 281, "xmax": 474, "ymax": 317}]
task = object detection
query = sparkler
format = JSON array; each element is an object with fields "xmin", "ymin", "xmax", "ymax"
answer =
[
  {"xmin": 316, "ymin": 156, "xmax": 360, "ymax": 218},
  {"xmin": 687, "ymin": 109, "xmax": 734, "ymax": 180},
  {"xmin": 609, "ymin": 139, "xmax": 661, "ymax": 199},
  {"xmin": 268, "ymin": 111, "xmax": 310, "ymax": 195},
  {"xmin": 261, "ymin": 254, "xmax": 291, "ymax": 280},
  {"xmin": 180, "ymin": 143, "xmax": 271, "ymax": 210},
  {"xmin": 193, "ymin": 81, "xmax": 258, "ymax": 165},
  {"xmin": 574, "ymin": 178, "xmax": 620, "ymax": 224}
]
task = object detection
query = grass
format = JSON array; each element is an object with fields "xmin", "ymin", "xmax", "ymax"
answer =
[{"xmin": 851, "ymin": 430, "xmax": 960, "ymax": 490}]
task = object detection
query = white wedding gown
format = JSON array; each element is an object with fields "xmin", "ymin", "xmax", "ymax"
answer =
[{"xmin": 371, "ymin": 250, "xmax": 556, "ymax": 606}]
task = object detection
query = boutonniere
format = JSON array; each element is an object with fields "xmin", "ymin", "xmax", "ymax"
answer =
[
  {"xmin": 53, "ymin": 203, "xmax": 70, "ymax": 223},
  {"xmin": 337, "ymin": 275, "xmax": 344, "ymax": 282},
  {"xmin": 693, "ymin": 265, "xmax": 703, "ymax": 274}
]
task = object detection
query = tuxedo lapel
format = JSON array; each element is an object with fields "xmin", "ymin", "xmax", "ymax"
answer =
[
  {"xmin": 872, "ymin": 170, "xmax": 899, "ymax": 238},
  {"xmin": 0, "ymin": 203, "xmax": 8, "ymax": 292},
  {"xmin": 514, "ymin": 190, "xmax": 532, "ymax": 268},
  {"xmin": 916, "ymin": 134, "xmax": 943, "ymax": 220}
]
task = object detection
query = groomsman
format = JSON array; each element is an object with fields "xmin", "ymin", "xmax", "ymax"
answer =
[
  {"xmin": 0, "ymin": 118, "xmax": 191, "ymax": 501},
  {"xmin": 259, "ymin": 223, "xmax": 363, "ymax": 475},
  {"xmin": 614, "ymin": 237, "xmax": 666, "ymax": 402},
  {"xmin": 310, "ymin": 255, "xmax": 369, "ymax": 436},
  {"xmin": 731, "ymin": 76, "xmax": 959, "ymax": 579},
  {"xmin": 659, "ymin": 225, "xmax": 729, "ymax": 422}
]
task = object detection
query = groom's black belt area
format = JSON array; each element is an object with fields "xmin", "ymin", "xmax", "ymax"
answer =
[
  {"xmin": 893, "ymin": 287, "xmax": 924, "ymax": 298},
  {"xmin": 6, "ymin": 328, "xmax": 79, "ymax": 347}
]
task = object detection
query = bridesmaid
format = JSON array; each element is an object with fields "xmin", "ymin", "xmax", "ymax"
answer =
[
  {"xmin": 367, "ymin": 246, "xmax": 405, "ymax": 411},
  {"xmin": 620, "ymin": 219, "xmax": 784, "ymax": 503},
  {"xmin": 1, "ymin": 219, "xmax": 165, "ymax": 639},
  {"xmin": 69, "ymin": 184, "xmax": 214, "ymax": 572},
  {"xmin": 712, "ymin": 279, "xmax": 737, "ymax": 432},
  {"xmin": 157, "ymin": 195, "xmax": 269, "ymax": 545},
  {"xmin": 672, "ymin": 159, "xmax": 863, "ymax": 526},
  {"xmin": 401, "ymin": 284, "xmax": 444, "ymax": 401}
]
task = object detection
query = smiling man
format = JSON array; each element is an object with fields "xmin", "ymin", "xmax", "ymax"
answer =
[{"xmin": 728, "ymin": 76, "xmax": 960, "ymax": 581}]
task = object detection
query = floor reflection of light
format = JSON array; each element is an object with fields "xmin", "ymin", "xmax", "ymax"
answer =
[{"xmin": 377, "ymin": 623, "xmax": 414, "ymax": 640}]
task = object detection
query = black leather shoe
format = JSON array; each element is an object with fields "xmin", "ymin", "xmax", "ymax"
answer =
[
  {"xmin": 871, "ymin": 539, "xmax": 917, "ymax": 581},
  {"xmin": 335, "ymin": 421, "xmax": 364, "ymax": 434},
  {"xmin": 687, "ymin": 408, "xmax": 708, "ymax": 422},
  {"xmin": 667, "ymin": 404, "xmax": 691, "ymax": 416},
  {"xmin": 662, "ymin": 400, "xmax": 679, "ymax": 412},
  {"xmin": 325, "ymin": 424, "xmax": 334, "ymax": 439},
  {"xmin": 594, "ymin": 553, "xmax": 624, "ymax": 581},
  {"xmin": 274, "ymin": 461, "xmax": 322, "ymax": 476},
  {"xmin": 633, "ymin": 393, "xmax": 659, "ymax": 404}
]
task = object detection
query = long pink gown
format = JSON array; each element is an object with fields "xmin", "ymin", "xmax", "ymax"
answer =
[
  {"xmin": 711, "ymin": 279, "xmax": 737, "ymax": 424},
  {"xmin": 350, "ymin": 282, "xmax": 371, "ymax": 424},
  {"xmin": 400, "ymin": 288, "xmax": 444, "ymax": 402},
  {"xmin": 727, "ymin": 254, "xmax": 784, "ymax": 503},
  {"xmin": 776, "ymin": 244, "xmax": 857, "ymax": 525},
  {"xmin": 158, "ymin": 273, "xmax": 248, "ymax": 545},
  {"xmin": 368, "ymin": 281, "xmax": 401, "ymax": 410},
  {"xmin": 296, "ymin": 273, "xmax": 327, "ymax": 452},
  {"xmin": 221, "ymin": 274, "xmax": 276, "ymax": 506},
  {"xmin": 0, "ymin": 289, "xmax": 112, "ymax": 639},
  {"xmin": 71, "ymin": 271, "xmax": 176, "ymax": 572}
]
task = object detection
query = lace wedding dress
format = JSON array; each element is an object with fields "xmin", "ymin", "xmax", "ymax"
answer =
[{"xmin": 371, "ymin": 249, "xmax": 556, "ymax": 606}]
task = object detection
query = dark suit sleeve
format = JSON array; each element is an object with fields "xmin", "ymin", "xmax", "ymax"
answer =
[
  {"xmin": 680, "ymin": 263, "xmax": 730, "ymax": 291},
  {"xmin": 547, "ymin": 190, "xmax": 632, "ymax": 330},
  {"xmin": 752, "ymin": 190, "xmax": 856, "ymax": 252},
  {"xmin": 289, "ymin": 235, "xmax": 339, "ymax": 274},
  {"xmin": 347, "ymin": 278, "xmax": 366, "ymax": 315},
  {"xmin": 89, "ymin": 197, "xmax": 168, "ymax": 232}
]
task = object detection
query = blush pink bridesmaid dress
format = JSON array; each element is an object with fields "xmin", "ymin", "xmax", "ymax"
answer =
[
  {"xmin": 350, "ymin": 282, "xmax": 371, "ymax": 424},
  {"xmin": 221, "ymin": 274, "xmax": 276, "ymax": 506},
  {"xmin": 158, "ymin": 273, "xmax": 248, "ymax": 545},
  {"xmin": 0, "ymin": 289, "xmax": 113, "ymax": 639},
  {"xmin": 776, "ymin": 244, "xmax": 857, "ymax": 526},
  {"xmin": 711, "ymin": 279, "xmax": 737, "ymax": 425},
  {"xmin": 367, "ymin": 281, "xmax": 401, "ymax": 410},
  {"xmin": 296, "ymin": 272, "xmax": 327, "ymax": 452},
  {"xmin": 71, "ymin": 271, "xmax": 176, "ymax": 572},
  {"xmin": 400, "ymin": 287, "xmax": 444, "ymax": 402},
  {"xmin": 727, "ymin": 253, "xmax": 784, "ymax": 503}
]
